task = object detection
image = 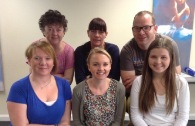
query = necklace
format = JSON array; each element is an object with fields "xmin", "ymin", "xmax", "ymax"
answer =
[
  {"xmin": 32, "ymin": 75, "xmax": 52, "ymax": 90},
  {"xmin": 40, "ymin": 78, "xmax": 52, "ymax": 89}
]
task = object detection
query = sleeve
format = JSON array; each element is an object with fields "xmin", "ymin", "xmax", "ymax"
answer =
[
  {"xmin": 107, "ymin": 45, "xmax": 120, "ymax": 81},
  {"xmin": 120, "ymin": 44, "xmax": 135, "ymax": 71},
  {"xmin": 64, "ymin": 44, "xmax": 75, "ymax": 69},
  {"xmin": 130, "ymin": 77, "xmax": 147, "ymax": 126},
  {"xmin": 72, "ymin": 85, "xmax": 85, "ymax": 126},
  {"xmin": 7, "ymin": 81, "xmax": 27, "ymax": 104},
  {"xmin": 74, "ymin": 47, "xmax": 88, "ymax": 84},
  {"xmin": 112, "ymin": 82, "xmax": 125, "ymax": 126},
  {"xmin": 172, "ymin": 40, "xmax": 180, "ymax": 66},
  {"xmin": 174, "ymin": 76, "xmax": 190, "ymax": 126},
  {"xmin": 64, "ymin": 81, "xmax": 72, "ymax": 100}
]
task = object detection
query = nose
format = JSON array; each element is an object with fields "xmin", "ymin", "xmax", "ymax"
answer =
[
  {"xmin": 98, "ymin": 65, "xmax": 104, "ymax": 70},
  {"xmin": 156, "ymin": 58, "xmax": 161, "ymax": 63},
  {"xmin": 52, "ymin": 29, "xmax": 58, "ymax": 35},
  {"xmin": 39, "ymin": 59, "xmax": 46, "ymax": 65}
]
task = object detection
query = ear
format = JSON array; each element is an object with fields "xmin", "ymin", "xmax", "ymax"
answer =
[{"xmin": 154, "ymin": 25, "xmax": 158, "ymax": 33}]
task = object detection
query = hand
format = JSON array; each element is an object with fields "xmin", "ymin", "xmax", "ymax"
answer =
[{"xmin": 123, "ymin": 76, "xmax": 136, "ymax": 90}]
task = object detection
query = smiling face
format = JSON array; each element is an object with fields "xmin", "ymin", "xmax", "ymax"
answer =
[
  {"xmin": 42, "ymin": 24, "xmax": 65, "ymax": 46},
  {"xmin": 133, "ymin": 13, "xmax": 157, "ymax": 50},
  {"xmin": 88, "ymin": 53, "xmax": 111, "ymax": 80},
  {"xmin": 28, "ymin": 48, "xmax": 54, "ymax": 76},
  {"xmin": 148, "ymin": 48, "xmax": 170, "ymax": 75}
]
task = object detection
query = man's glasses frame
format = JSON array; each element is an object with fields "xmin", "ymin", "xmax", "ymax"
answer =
[{"xmin": 132, "ymin": 25, "xmax": 154, "ymax": 32}]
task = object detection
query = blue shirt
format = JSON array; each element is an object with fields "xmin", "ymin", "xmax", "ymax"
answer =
[{"xmin": 7, "ymin": 75, "xmax": 72, "ymax": 125}]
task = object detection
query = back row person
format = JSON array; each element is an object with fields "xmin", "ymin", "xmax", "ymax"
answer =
[
  {"xmin": 120, "ymin": 10, "xmax": 181, "ymax": 98},
  {"xmin": 38, "ymin": 10, "xmax": 75, "ymax": 84},
  {"xmin": 75, "ymin": 17, "xmax": 120, "ymax": 84}
]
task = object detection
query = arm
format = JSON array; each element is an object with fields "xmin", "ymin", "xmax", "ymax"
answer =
[
  {"xmin": 108, "ymin": 45, "xmax": 120, "ymax": 81},
  {"xmin": 174, "ymin": 76, "xmax": 190, "ymax": 126},
  {"xmin": 172, "ymin": 1, "xmax": 190, "ymax": 28},
  {"xmin": 7, "ymin": 102, "xmax": 54, "ymax": 126},
  {"xmin": 112, "ymin": 83, "xmax": 125, "ymax": 126},
  {"xmin": 72, "ymin": 86, "xmax": 85, "ymax": 126},
  {"xmin": 130, "ymin": 77, "xmax": 148, "ymax": 126},
  {"xmin": 55, "ymin": 67, "xmax": 74, "ymax": 84},
  {"xmin": 120, "ymin": 70, "xmax": 136, "ymax": 92},
  {"xmin": 74, "ymin": 48, "xmax": 88, "ymax": 84},
  {"xmin": 64, "ymin": 68, "xmax": 74, "ymax": 84},
  {"xmin": 7, "ymin": 102, "xmax": 29, "ymax": 126},
  {"xmin": 58, "ymin": 100, "xmax": 71, "ymax": 126}
]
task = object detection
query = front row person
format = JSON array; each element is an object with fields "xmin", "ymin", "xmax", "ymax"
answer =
[
  {"xmin": 7, "ymin": 41, "xmax": 72, "ymax": 126},
  {"xmin": 130, "ymin": 36, "xmax": 190, "ymax": 126},
  {"xmin": 72, "ymin": 47, "xmax": 125, "ymax": 126}
]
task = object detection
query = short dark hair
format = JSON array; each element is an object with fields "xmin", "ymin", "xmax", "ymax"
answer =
[
  {"xmin": 39, "ymin": 9, "xmax": 68, "ymax": 32},
  {"xmin": 88, "ymin": 18, "xmax": 107, "ymax": 32}
]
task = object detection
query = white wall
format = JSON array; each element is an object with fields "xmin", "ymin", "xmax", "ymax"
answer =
[{"xmin": 0, "ymin": 0, "xmax": 195, "ymax": 121}]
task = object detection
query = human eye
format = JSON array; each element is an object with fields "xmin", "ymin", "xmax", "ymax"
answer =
[
  {"xmin": 133, "ymin": 26, "xmax": 140, "ymax": 31},
  {"xmin": 149, "ymin": 55, "xmax": 156, "ymax": 59},
  {"xmin": 161, "ymin": 56, "xmax": 167, "ymax": 60},
  {"xmin": 103, "ymin": 63, "xmax": 109, "ymax": 67},
  {"xmin": 57, "ymin": 28, "xmax": 63, "ymax": 32},
  {"xmin": 98, "ymin": 31, "xmax": 105, "ymax": 34},
  {"xmin": 90, "ymin": 30, "xmax": 96, "ymax": 33},
  {"xmin": 92, "ymin": 63, "xmax": 98, "ymax": 66},
  {"xmin": 46, "ymin": 57, "xmax": 52, "ymax": 60},
  {"xmin": 143, "ymin": 25, "xmax": 150, "ymax": 31},
  {"xmin": 34, "ymin": 56, "xmax": 41, "ymax": 61}
]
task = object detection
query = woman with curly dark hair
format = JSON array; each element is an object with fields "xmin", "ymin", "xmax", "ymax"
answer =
[{"xmin": 39, "ymin": 9, "xmax": 74, "ymax": 84}]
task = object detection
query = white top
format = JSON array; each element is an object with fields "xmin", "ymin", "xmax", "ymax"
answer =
[{"xmin": 130, "ymin": 75, "xmax": 190, "ymax": 126}]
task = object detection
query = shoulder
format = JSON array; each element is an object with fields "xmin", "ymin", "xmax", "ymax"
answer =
[
  {"xmin": 73, "ymin": 80, "xmax": 86, "ymax": 93},
  {"xmin": 54, "ymin": 76, "xmax": 70, "ymax": 87},
  {"xmin": 75, "ymin": 42, "xmax": 90, "ymax": 51},
  {"xmin": 121, "ymin": 39, "xmax": 137, "ymax": 52},
  {"xmin": 11, "ymin": 76, "xmax": 30, "ymax": 90},
  {"xmin": 105, "ymin": 42, "xmax": 119, "ymax": 54},
  {"xmin": 64, "ymin": 43, "xmax": 74, "ymax": 51},
  {"xmin": 105, "ymin": 42, "xmax": 118, "ymax": 48},
  {"xmin": 176, "ymin": 74, "xmax": 189, "ymax": 89},
  {"xmin": 111, "ymin": 79, "xmax": 125, "ymax": 91},
  {"xmin": 132, "ymin": 75, "xmax": 142, "ymax": 90}
]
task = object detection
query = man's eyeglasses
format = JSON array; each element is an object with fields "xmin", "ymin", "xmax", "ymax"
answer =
[{"xmin": 132, "ymin": 25, "xmax": 154, "ymax": 32}]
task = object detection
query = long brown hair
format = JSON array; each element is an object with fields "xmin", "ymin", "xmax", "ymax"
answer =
[{"xmin": 139, "ymin": 35, "xmax": 176, "ymax": 114}]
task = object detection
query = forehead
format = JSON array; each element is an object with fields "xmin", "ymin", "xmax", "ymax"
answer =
[
  {"xmin": 150, "ymin": 48, "xmax": 169, "ymax": 55},
  {"xmin": 133, "ymin": 14, "xmax": 153, "ymax": 26},
  {"xmin": 89, "ymin": 53, "xmax": 110, "ymax": 62}
]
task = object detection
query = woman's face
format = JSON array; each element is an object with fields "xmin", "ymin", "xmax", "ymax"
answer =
[
  {"xmin": 148, "ymin": 48, "xmax": 170, "ymax": 75},
  {"xmin": 42, "ymin": 24, "xmax": 65, "ymax": 46},
  {"xmin": 87, "ymin": 30, "xmax": 108, "ymax": 48},
  {"xmin": 28, "ymin": 48, "xmax": 54, "ymax": 76},
  {"xmin": 88, "ymin": 53, "xmax": 111, "ymax": 80}
]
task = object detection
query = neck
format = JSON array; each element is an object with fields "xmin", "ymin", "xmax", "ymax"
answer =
[
  {"xmin": 89, "ymin": 78, "xmax": 109, "ymax": 89},
  {"xmin": 30, "ymin": 73, "xmax": 52, "ymax": 89}
]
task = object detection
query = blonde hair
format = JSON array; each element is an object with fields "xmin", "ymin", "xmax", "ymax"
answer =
[
  {"xmin": 25, "ymin": 40, "xmax": 58, "ymax": 73},
  {"xmin": 87, "ymin": 47, "xmax": 112, "ymax": 64}
]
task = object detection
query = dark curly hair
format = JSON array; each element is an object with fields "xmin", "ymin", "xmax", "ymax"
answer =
[{"xmin": 39, "ymin": 9, "xmax": 68, "ymax": 32}]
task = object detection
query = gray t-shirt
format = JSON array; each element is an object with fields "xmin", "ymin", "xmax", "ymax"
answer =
[{"xmin": 120, "ymin": 34, "xmax": 180, "ymax": 75}]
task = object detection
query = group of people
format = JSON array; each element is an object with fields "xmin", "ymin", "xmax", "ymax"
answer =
[{"xmin": 6, "ymin": 9, "xmax": 190, "ymax": 126}]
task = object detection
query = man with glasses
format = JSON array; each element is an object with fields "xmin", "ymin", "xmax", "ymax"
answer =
[{"xmin": 120, "ymin": 10, "xmax": 181, "ymax": 107}]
